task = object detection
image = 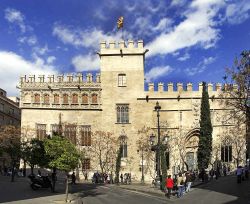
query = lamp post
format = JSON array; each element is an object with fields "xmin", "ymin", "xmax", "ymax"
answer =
[
  {"xmin": 137, "ymin": 148, "xmax": 145, "ymax": 183},
  {"xmin": 155, "ymin": 101, "xmax": 161, "ymax": 182}
]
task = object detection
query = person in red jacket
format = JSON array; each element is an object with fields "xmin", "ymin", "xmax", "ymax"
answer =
[{"xmin": 165, "ymin": 175, "xmax": 174, "ymax": 198}]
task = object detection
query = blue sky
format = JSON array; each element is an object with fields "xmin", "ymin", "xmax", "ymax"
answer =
[{"xmin": 0, "ymin": 0, "xmax": 249, "ymax": 96}]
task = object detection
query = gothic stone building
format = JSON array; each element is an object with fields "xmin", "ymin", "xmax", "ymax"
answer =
[{"xmin": 19, "ymin": 40, "xmax": 246, "ymax": 181}]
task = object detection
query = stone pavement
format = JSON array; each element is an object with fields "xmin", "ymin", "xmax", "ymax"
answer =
[{"xmin": 116, "ymin": 179, "xmax": 204, "ymax": 200}]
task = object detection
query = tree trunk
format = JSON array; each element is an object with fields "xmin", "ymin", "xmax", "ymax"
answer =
[
  {"xmin": 31, "ymin": 165, "xmax": 34, "ymax": 175},
  {"xmin": 11, "ymin": 163, "xmax": 15, "ymax": 182},
  {"xmin": 65, "ymin": 173, "xmax": 69, "ymax": 202}
]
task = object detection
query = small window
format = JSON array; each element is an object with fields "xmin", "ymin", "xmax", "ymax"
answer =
[
  {"xmin": 82, "ymin": 94, "xmax": 88, "ymax": 104},
  {"xmin": 116, "ymin": 104, "xmax": 129, "ymax": 123},
  {"xmin": 91, "ymin": 94, "xmax": 98, "ymax": 104},
  {"xmin": 120, "ymin": 136, "xmax": 127, "ymax": 158},
  {"xmin": 80, "ymin": 125, "xmax": 91, "ymax": 146},
  {"xmin": 82, "ymin": 159, "xmax": 90, "ymax": 170},
  {"xmin": 72, "ymin": 94, "xmax": 78, "ymax": 104},
  {"xmin": 0, "ymin": 103, "xmax": 4, "ymax": 112},
  {"xmin": 64, "ymin": 125, "xmax": 77, "ymax": 144},
  {"xmin": 118, "ymin": 74, "xmax": 126, "ymax": 87},
  {"xmin": 44, "ymin": 94, "xmax": 50, "ymax": 104},
  {"xmin": 221, "ymin": 145, "xmax": 232, "ymax": 162},
  {"xmin": 36, "ymin": 124, "xmax": 46, "ymax": 140},
  {"xmin": 34, "ymin": 94, "xmax": 40, "ymax": 103},
  {"xmin": 9, "ymin": 108, "xmax": 14, "ymax": 115},
  {"xmin": 63, "ymin": 94, "xmax": 69, "ymax": 104},
  {"xmin": 54, "ymin": 94, "xmax": 59, "ymax": 104}
]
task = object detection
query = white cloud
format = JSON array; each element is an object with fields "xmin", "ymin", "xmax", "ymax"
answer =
[
  {"xmin": 0, "ymin": 51, "xmax": 58, "ymax": 96},
  {"xmin": 152, "ymin": 18, "xmax": 173, "ymax": 32},
  {"xmin": 185, "ymin": 56, "xmax": 216, "ymax": 76},
  {"xmin": 225, "ymin": 0, "xmax": 250, "ymax": 24},
  {"xmin": 53, "ymin": 24, "xmax": 132, "ymax": 49},
  {"xmin": 33, "ymin": 44, "xmax": 49, "ymax": 55},
  {"xmin": 145, "ymin": 66, "xmax": 173, "ymax": 82},
  {"xmin": 147, "ymin": 0, "xmax": 224, "ymax": 57},
  {"xmin": 177, "ymin": 52, "xmax": 190, "ymax": 61},
  {"xmin": 5, "ymin": 8, "xmax": 26, "ymax": 33},
  {"xmin": 18, "ymin": 36, "xmax": 37, "ymax": 46},
  {"xmin": 47, "ymin": 56, "xmax": 56, "ymax": 64},
  {"xmin": 72, "ymin": 54, "xmax": 100, "ymax": 71}
]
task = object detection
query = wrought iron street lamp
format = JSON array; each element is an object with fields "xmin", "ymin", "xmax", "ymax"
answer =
[{"xmin": 154, "ymin": 101, "xmax": 161, "ymax": 183}]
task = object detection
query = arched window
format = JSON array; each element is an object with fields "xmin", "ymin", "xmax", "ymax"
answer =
[
  {"xmin": 54, "ymin": 94, "xmax": 59, "ymax": 104},
  {"xmin": 34, "ymin": 94, "xmax": 40, "ymax": 103},
  {"xmin": 221, "ymin": 137, "xmax": 232, "ymax": 162},
  {"xmin": 44, "ymin": 94, "xmax": 50, "ymax": 104},
  {"xmin": 63, "ymin": 94, "xmax": 69, "ymax": 104},
  {"xmin": 119, "ymin": 135, "xmax": 127, "ymax": 158},
  {"xmin": 82, "ymin": 94, "xmax": 88, "ymax": 104},
  {"xmin": 72, "ymin": 94, "xmax": 78, "ymax": 104},
  {"xmin": 91, "ymin": 94, "xmax": 98, "ymax": 104},
  {"xmin": 116, "ymin": 104, "xmax": 129, "ymax": 123}
]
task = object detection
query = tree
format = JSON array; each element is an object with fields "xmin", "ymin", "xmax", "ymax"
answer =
[
  {"xmin": 91, "ymin": 131, "xmax": 118, "ymax": 174},
  {"xmin": 222, "ymin": 50, "xmax": 250, "ymax": 159},
  {"xmin": 0, "ymin": 125, "xmax": 21, "ymax": 182},
  {"xmin": 44, "ymin": 135, "xmax": 80, "ymax": 202},
  {"xmin": 137, "ymin": 126, "xmax": 154, "ymax": 183},
  {"xmin": 22, "ymin": 138, "xmax": 49, "ymax": 175},
  {"xmin": 197, "ymin": 82, "xmax": 213, "ymax": 170},
  {"xmin": 115, "ymin": 146, "xmax": 122, "ymax": 184}
]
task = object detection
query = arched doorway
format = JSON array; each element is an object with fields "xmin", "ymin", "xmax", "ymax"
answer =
[{"xmin": 185, "ymin": 129, "xmax": 199, "ymax": 171}]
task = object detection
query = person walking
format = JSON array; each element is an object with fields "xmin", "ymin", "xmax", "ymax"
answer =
[
  {"xmin": 177, "ymin": 173, "xmax": 185, "ymax": 198},
  {"xmin": 185, "ymin": 171, "xmax": 192, "ymax": 193},
  {"xmin": 165, "ymin": 175, "xmax": 174, "ymax": 199},
  {"xmin": 236, "ymin": 166, "xmax": 242, "ymax": 183},
  {"xmin": 51, "ymin": 168, "xmax": 57, "ymax": 192},
  {"xmin": 71, "ymin": 172, "xmax": 76, "ymax": 184},
  {"xmin": 120, "ymin": 173, "xmax": 123, "ymax": 184}
]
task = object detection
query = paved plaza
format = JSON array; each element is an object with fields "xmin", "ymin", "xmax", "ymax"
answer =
[{"xmin": 0, "ymin": 174, "xmax": 249, "ymax": 204}]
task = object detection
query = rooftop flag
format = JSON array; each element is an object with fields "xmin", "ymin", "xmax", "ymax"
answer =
[{"xmin": 117, "ymin": 16, "xmax": 124, "ymax": 29}]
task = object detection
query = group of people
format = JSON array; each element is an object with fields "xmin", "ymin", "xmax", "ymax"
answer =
[
  {"xmin": 92, "ymin": 172, "xmax": 113, "ymax": 184},
  {"xmin": 120, "ymin": 173, "xmax": 131, "ymax": 184},
  {"xmin": 0, "ymin": 166, "xmax": 26, "ymax": 177},
  {"xmin": 165, "ymin": 171, "xmax": 193, "ymax": 199},
  {"xmin": 236, "ymin": 165, "xmax": 249, "ymax": 183}
]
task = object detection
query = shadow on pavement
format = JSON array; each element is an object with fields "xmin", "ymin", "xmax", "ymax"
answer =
[
  {"xmin": 0, "ymin": 175, "xmax": 102, "ymax": 203},
  {"xmin": 193, "ymin": 175, "xmax": 250, "ymax": 204}
]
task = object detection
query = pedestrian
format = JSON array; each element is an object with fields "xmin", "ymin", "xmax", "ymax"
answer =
[
  {"xmin": 71, "ymin": 172, "xmax": 76, "ymax": 184},
  {"xmin": 209, "ymin": 169, "xmax": 214, "ymax": 180},
  {"xmin": 120, "ymin": 173, "xmax": 123, "ymax": 184},
  {"xmin": 165, "ymin": 175, "xmax": 174, "ymax": 199},
  {"xmin": 223, "ymin": 165, "xmax": 227, "ymax": 176},
  {"xmin": 185, "ymin": 171, "xmax": 192, "ymax": 193},
  {"xmin": 245, "ymin": 165, "xmax": 249, "ymax": 180},
  {"xmin": 177, "ymin": 173, "xmax": 185, "ymax": 198},
  {"xmin": 215, "ymin": 169, "xmax": 219, "ymax": 180},
  {"xmin": 37, "ymin": 170, "xmax": 42, "ymax": 178},
  {"xmin": 236, "ymin": 166, "xmax": 242, "ymax": 183},
  {"xmin": 51, "ymin": 168, "xmax": 57, "ymax": 192}
]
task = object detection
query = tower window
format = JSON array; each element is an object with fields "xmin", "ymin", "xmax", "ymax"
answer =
[
  {"xmin": 80, "ymin": 125, "xmax": 91, "ymax": 146},
  {"xmin": 63, "ymin": 94, "xmax": 69, "ymax": 104},
  {"xmin": 34, "ymin": 94, "xmax": 40, "ymax": 103},
  {"xmin": 116, "ymin": 104, "xmax": 129, "ymax": 123},
  {"xmin": 54, "ymin": 94, "xmax": 59, "ymax": 104},
  {"xmin": 91, "ymin": 94, "xmax": 98, "ymax": 104},
  {"xmin": 119, "ymin": 135, "xmax": 127, "ymax": 158},
  {"xmin": 44, "ymin": 94, "xmax": 50, "ymax": 104},
  {"xmin": 72, "ymin": 94, "xmax": 78, "ymax": 104},
  {"xmin": 118, "ymin": 74, "xmax": 126, "ymax": 87},
  {"xmin": 82, "ymin": 94, "xmax": 88, "ymax": 104},
  {"xmin": 36, "ymin": 124, "xmax": 46, "ymax": 140}
]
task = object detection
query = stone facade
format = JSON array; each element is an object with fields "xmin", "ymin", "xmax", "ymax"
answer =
[
  {"xmin": 19, "ymin": 40, "xmax": 246, "ymax": 181},
  {"xmin": 0, "ymin": 88, "xmax": 21, "ymax": 166}
]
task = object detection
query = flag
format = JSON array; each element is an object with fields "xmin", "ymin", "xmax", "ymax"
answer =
[{"xmin": 117, "ymin": 16, "xmax": 124, "ymax": 29}]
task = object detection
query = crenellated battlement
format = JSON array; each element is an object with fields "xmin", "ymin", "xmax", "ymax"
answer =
[
  {"xmin": 100, "ymin": 40, "xmax": 144, "ymax": 49},
  {"xmin": 20, "ymin": 73, "xmax": 101, "ymax": 84},
  {"xmin": 19, "ymin": 73, "xmax": 101, "ymax": 89},
  {"xmin": 146, "ymin": 82, "xmax": 238, "ymax": 92}
]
